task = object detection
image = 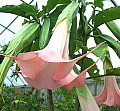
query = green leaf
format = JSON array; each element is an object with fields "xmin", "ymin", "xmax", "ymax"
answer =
[
  {"xmin": 0, "ymin": 5, "xmax": 29, "ymax": 18},
  {"xmin": 106, "ymin": 21, "xmax": 120, "ymax": 41},
  {"xmin": 12, "ymin": 100, "xmax": 26, "ymax": 104},
  {"xmin": 94, "ymin": 6, "xmax": 120, "ymax": 27},
  {"xmin": 39, "ymin": 18, "xmax": 50, "ymax": 49},
  {"xmin": 98, "ymin": 34, "xmax": 120, "ymax": 58},
  {"xmin": 0, "ymin": 3, "xmax": 38, "ymax": 20},
  {"xmin": 78, "ymin": 0, "xmax": 86, "ymax": 6},
  {"xmin": 56, "ymin": 1, "xmax": 79, "ymax": 31},
  {"xmin": 76, "ymin": 85, "xmax": 87, "ymax": 98},
  {"xmin": 0, "ymin": 51, "xmax": 15, "ymax": 91},
  {"xmin": 106, "ymin": 67, "xmax": 120, "ymax": 76},
  {"xmin": 103, "ymin": 56, "xmax": 113, "ymax": 72},
  {"xmin": 85, "ymin": 58, "xmax": 101, "ymax": 82},
  {"xmin": 77, "ymin": 26, "xmax": 83, "ymax": 42},
  {"xmin": 69, "ymin": 16, "xmax": 77, "ymax": 54},
  {"xmin": 22, "ymin": 19, "xmax": 29, "ymax": 25},
  {"xmin": 5, "ymin": 23, "xmax": 39, "ymax": 55},
  {"xmin": 31, "ymin": 39, "xmax": 40, "ymax": 51},
  {"xmin": 45, "ymin": 0, "xmax": 59, "ymax": 13},
  {"xmin": 91, "ymin": 43, "xmax": 108, "ymax": 61},
  {"xmin": 58, "ymin": 0, "xmax": 71, "ymax": 4},
  {"xmin": 49, "ymin": 5, "xmax": 66, "ymax": 30},
  {"xmin": 19, "ymin": 3, "xmax": 36, "ymax": 14},
  {"xmin": 94, "ymin": 0, "xmax": 104, "ymax": 9},
  {"xmin": 73, "ymin": 65, "xmax": 80, "ymax": 75},
  {"xmin": 37, "ymin": 10, "xmax": 44, "ymax": 18},
  {"xmin": 77, "ymin": 85, "xmax": 99, "ymax": 108},
  {"xmin": 19, "ymin": 3, "xmax": 37, "ymax": 20},
  {"xmin": 76, "ymin": 40, "xmax": 90, "ymax": 51},
  {"xmin": 25, "ymin": 12, "xmax": 36, "ymax": 18},
  {"xmin": 59, "ymin": 87, "xmax": 76, "ymax": 100},
  {"xmin": 45, "ymin": 0, "xmax": 71, "ymax": 13},
  {"xmin": 77, "ymin": 57, "xmax": 101, "ymax": 82},
  {"xmin": 93, "ymin": 28, "xmax": 104, "ymax": 45}
]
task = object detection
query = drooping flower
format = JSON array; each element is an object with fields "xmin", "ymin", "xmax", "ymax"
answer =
[
  {"xmin": 77, "ymin": 85, "xmax": 100, "ymax": 111},
  {"xmin": 0, "ymin": 1, "xmax": 104, "ymax": 92},
  {"xmin": 1, "ymin": 18, "xmax": 105, "ymax": 91},
  {"xmin": 94, "ymin": 76, "xmax": 120, "ymax": 106}
]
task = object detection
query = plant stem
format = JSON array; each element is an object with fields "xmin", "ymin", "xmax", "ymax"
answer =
[
  {"xmin": 86, "ymin": 74, "xmax": 115, "ymax": 79},
  {"xmin": 74, "ymin": 96, "xmax": 80, "ymax": 111},
  {"xmin": 74, "ymin": 4, "xmax": 87, "ymax": 111},
  {"xmin": 47, "ymin": 89, "xmax": 54, "ymax": 111}
]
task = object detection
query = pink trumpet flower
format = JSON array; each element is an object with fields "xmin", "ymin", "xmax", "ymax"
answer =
[
  {"xmin": 95, "ymin": 76, "xmax": 120, "ymax": 106},
  {"xmin": 1, "ymin": 19, "xmax": 104, "ymax": 91}
]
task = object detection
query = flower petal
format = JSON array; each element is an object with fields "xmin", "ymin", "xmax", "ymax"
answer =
[
  {"xmin": 95, "ymin": 76, "xmax": 120, "ymax": 106},
  {"xmin": 77, "ymin": 85, "xmax": 100, "ymax": 111},
  {"xmin": 21, "ymin": 63, "xmax": 62, "ymax": 90},
  {"xmin": 52, "ymin": 41, "xmax": 106, "ymax": 80},
  {"xmin": 65, "ymin": 52, "xmax": 103, "ymax": 92}
]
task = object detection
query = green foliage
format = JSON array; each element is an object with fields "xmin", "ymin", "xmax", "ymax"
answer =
[
  {"xmin": 99, "ymin": 104, "xmax": 120, "ymax": 111},
  {"xmin": 91, "ymin": 43, "xmax": 108, "ymax": 61},
  {"xmin": 19, "ymin": 3, "xmax": 38, "ymax": 21},
  {"xmin": 0, "ymin": 86, "xmax": 45, "ymax": 111},
  {"xmin": 0, "ymin": 3, "xmax": 38, "ymax": 21},
  {"xmin": 94, "ymin": 6, "xmax": 120, "ymax": 27},
  {"xmin": 79, "ymin": 0, "xmax": 86, "ymax": 6},
  {"xmin": 0, "ymin": 5, "xmax": 29, "ymax": 18},
  {"xmin": 1, "ymin": 0, "xmax": 120, "ymax": 110},
  {"xmin": 56, "ymin": 1, "xmax": 79, "ymax": 30},
  {"xmin": 76, "ymin": 85, "xmax": 87, "ymax": 98},
  {"xmin": 49, "ymin": 5, "xmax": 66, "ymax": 29},
  {"xmin": 93, "ymin": 28, "xmax": 104, "ymax": 45},
  {"xmin": 77, "ymin": 57, "xmax": 101, "ymax": 82},
  {"xmin": 69, "ymin": 16, "xmax": 77, "ymax": 54},
  {"xmin": 94, "ymin": 0, "xmax": 103, "ymax": 9},
  {"xmin": 76, "ymin": 40, "xmax": 90, "ymax": 51},
  {"xmin": 0, "ymin": 86, "xmax": 76, "ymax": 111},
  {"xmin": 30, "ymin": 39, "xmax": 40, "ymax": 51},
  {"xmin": 53, "ymin": 87, "xmax": 76, "ymax": 111},
  {"xmin": 0, "ymin": 56, "xmax": 4, "ymax": 64},
  {"xmin": 39, "ymin": 18, "xmax": 50, "ymax": 50},
  {"xmin": 45, "ymin": 0, "xmax": 71, "ymax": 13},
  {"xmin": 106, "ymin": 21, "xmax": 120, "ymax": 41},
  {"xmin": 0, "ymin": 51, "xmax": 15, "ymax": 92},
  {"xmin": 1, "ymin": 85, "xmax": 120, "ymax": 111},
  {"xmin": 106, "ymin": 67, "xmax": 120, "ymax": 76},
  {"xmin": 5, "ymin": 23, "xmax": 39, "ymax": 55},
  {"xmin": 98, "ymin": 34, "xmax": 120, "ymax": 58}
]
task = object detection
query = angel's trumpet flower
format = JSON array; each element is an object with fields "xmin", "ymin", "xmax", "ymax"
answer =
[
  {"xmin": 95, "ymin": 76, "xmax": 120, "ymax": 106},
  {"xmin": 77, "ymin": 85, "xmax": 100, "ymax": 111},
  {"xmin": 0, "ymin": 1, "xmax": 105, "ymax": 91},
  {"xmin": 1, "ymin": 18, "xmax": 105, "ymax": 91},
  {"xmin": 95, "ymin": 56, "xmax": 120, "ymax": 106}
]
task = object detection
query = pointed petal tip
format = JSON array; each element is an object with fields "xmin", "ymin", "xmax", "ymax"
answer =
[{"xmin": 0, "ymin": 53, "xmax": 17, "ymax": 59}]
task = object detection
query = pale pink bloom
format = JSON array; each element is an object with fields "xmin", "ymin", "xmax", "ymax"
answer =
[
  {"xmin": 95, "ymin": 76, "xmax": 120, "ymax": 106},
  {"xmin": 1, "ymin": 19, "xmax": 104, "ymax": 91},
  {"xmin": 77, "ymin": 85, "xmax": 100, "ymax": 111}
]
